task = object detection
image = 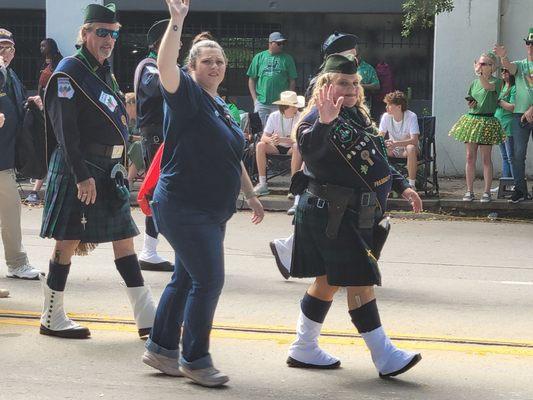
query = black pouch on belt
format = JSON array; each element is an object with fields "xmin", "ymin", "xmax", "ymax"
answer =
[
  {"xmin": 357, "ymin": 192, "xmax": 377, "ymax": 230},
  {"xmin": 323, "ymin": 184, "xmax": 354, "ymax": 240},
  {"xmin": 289, "ymin": 170, "xmax": 309, "ymax": 195}
]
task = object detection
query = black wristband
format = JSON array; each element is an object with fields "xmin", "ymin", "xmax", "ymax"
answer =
[{"xmin": 172, "ymin": 24, "xmax": 178, "ymax": 31}]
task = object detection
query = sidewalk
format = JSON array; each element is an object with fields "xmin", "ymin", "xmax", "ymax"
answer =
[{"xmin": 17, "ymin": 176, "xmax": 533, "ymax": 219}]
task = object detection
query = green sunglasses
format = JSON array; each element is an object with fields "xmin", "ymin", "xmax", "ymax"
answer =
[{"xmin": 95, "ymin": 28, "xmax": 120, "ymax": 40}]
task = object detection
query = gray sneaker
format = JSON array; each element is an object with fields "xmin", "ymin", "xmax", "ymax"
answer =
[
  {"xmin": 480, "ymin": 192, "xmax": 492, "ymax": 203},
  {"xmin": 142, "ymin": 350, "xmax": 182, "ymax": 376},
  {"xmin": 253, "ymin": 183, "xmax": 270, "ymax": 197},
  {"xmin": 25, "ymin": 192, "xmax": 40, "ymax": 204},
  {"xmin": 462, "ymin": 192, "xmax": 475, "ymax": 202},
  {"xmin": 179, "ymin": 365, "xmax": 229, "ymax": 387},
  {"xmin": 7, "ymin": 264, "xmax": 42, "ymax": 280}
]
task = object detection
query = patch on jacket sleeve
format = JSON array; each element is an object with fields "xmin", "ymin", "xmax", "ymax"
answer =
[{"xmin": 57, "ymin": 77, "xmax": 75, "ymax": 99}]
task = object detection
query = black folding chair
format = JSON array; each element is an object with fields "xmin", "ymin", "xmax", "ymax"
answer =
[
  {"xmin": 388, "ymin": 116, "xmax": 439, "ymax": 197},
  {"xmin": 242, "ymin": 112, "xmax": 263, "ymax": 183}
]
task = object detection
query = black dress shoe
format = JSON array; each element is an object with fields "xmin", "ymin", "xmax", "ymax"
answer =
[
  {"xmin": 138, "ymin": 327, "xmax": 151, "ymax": 340},
  {"xmin": 379, "ymin": 353, "xmax": 422, "ymax": 378},
  {"xmin": 39, "ymin": 325, "xmax": 91, "ymax": 339},
  {"xmin": 139, "ymin": 260, "xmax": 174, "ymax": 272},
  {"xmin": 286, "ymin": 356, "xmax": 341, "ymax": 369}
]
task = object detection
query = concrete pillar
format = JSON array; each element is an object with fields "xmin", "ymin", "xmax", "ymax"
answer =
[{"xmin": 46, "ymin": 0, "xmax": 102, "ymax": 57}]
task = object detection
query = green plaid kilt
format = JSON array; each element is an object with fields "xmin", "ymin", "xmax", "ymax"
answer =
[
  {"xmin": 291, "ymin": 191, "xmax": 382, "ymax": 287},
  {"xmin": 40, "ymin": 148, "xmax": 139, "ymax": 245}
]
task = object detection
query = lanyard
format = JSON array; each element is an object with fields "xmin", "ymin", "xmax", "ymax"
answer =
[{"xmin": 76, "ymin": 47, "xmax": 120, "ymax": 94}]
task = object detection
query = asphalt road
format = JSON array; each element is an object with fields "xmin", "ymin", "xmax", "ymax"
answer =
[{"xmin": 1, "ymin": 207, "xmax": 532, "ymax": 399}]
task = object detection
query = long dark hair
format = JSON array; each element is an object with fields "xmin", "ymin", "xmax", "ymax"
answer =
[
  {"xmin": 502, "ymin": 68, "xmax": 516, "ymax": 97},
  {"xmin": 41, "ymin": 38, "xmax": 63, "ymax": 70}
]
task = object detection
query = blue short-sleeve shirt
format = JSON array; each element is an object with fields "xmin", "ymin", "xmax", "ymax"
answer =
[{"xmin": 154, "ymin": 69, "xmax": 245, "ymax": 220}]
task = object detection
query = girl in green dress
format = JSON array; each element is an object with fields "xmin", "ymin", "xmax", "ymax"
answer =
[{"xmin": 449, "ymin": 52, "xmax": 506, "ymax": 202}]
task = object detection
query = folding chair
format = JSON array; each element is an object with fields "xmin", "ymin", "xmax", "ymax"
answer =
[
  {"xmin": 388, "ymin": 116, "xmax": 439, "ymax": 197},
  {"xmin": 241, "ymin": 112, "xmax": 263, "ymax": 183}
]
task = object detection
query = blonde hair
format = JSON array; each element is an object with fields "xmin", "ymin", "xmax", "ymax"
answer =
[
  {"xmin": 292, "ymin": 72, "xmax": 369, "ymax": 140},
  {"xmin": 187, "ymin": 39, "xmax": 227, "ymax": 70},
  {"xmin": 76, "ymin": 22, "xmax": 122, "ymax": 47}
]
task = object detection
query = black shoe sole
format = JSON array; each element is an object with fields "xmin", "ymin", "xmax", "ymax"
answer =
[
  {"xmin": 139, "ymin": 260, "xmax": 174, "ymax": 272},
  {"xmin": 40, "ymin": 325, "xmax": 91, "ymax": 339},
  {"xmin": 269, "ymin": 242, "xmax": 291, "ymax": 280},
  {"xmin": 286, "ymin": 356, "xmax": 341, "ymax": 369},
  {"xmin": 138, "ymin": 327, "xmax": 151, "ymax": 339},
  {"xmin": 379, "ymin": 353, "xmax": 422, "ymax": 378}
]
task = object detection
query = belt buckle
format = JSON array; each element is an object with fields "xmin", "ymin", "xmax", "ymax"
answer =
[
  {"xmin": 111, "ymin": 145, "xmax": 124, "ymax": 159},
  {"xmin": 361, "ymin": 192, "xmax": 371, "ymax": 207},
  {"xmin": 316, "ymin": 198, "xmax": 326, "ymax": 209},
  {"xmin": 153, "ymin": 136, "xmax": 160, "ymax": 144}
]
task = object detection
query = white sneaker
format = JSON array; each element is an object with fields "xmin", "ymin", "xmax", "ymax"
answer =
[
  {"xmin": 480, "ymin": 192, "xmax": 492, "ymax": 203},
  {"xmin": 7, "ymin": 264, "xmax": 42, "ymax": 280},
  {"xmin": 179, "ymin": 365, "xmax": 229, "ymax": 387},
  {"xmin": 142, "ymin": 350, "xmax": 182, "ymax": 376},
  {"xmin": 253, "ymin": 183, "xmax": 269, "ymax": 197},
  {"xmin": 462, "ymin": 192, "xmax": 475, "ymax": 202}
]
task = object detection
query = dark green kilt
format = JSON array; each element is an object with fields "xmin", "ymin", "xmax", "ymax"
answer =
[
  {"xmin": 291, "ymin": 191, "xmax": 382, "ymax": 287},
  {"xmin": 40, "ymin": 148, "xmax": 139, "ymax": 244}
]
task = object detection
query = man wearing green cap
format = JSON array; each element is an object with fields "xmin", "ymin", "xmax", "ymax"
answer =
[
  {"xmin": 494, "ymin": 28, "xmax": 533, "ymax": 203},
  {"xmin": 39, "ymin": 3, "xmax": 156, "ymax": 340},
  {"xmin": 133, "ymin": 19, "xmax": 173, "ymax": 272}
]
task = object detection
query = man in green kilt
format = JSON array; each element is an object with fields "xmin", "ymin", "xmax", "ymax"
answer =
[{"xmin": 39, "ymin": 3, "xmax": 156, "ymax": 339}]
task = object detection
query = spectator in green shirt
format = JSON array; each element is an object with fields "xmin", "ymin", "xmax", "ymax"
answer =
[
  {"xmin": 354, "ymin": 46, "xmax": 380, "ymax": 112},
  {"xmin": 494, "ymin": 69, "xmax": 516, "ymax": 178},
  {"xmin": 247, "ymin": 32, "xmax": 297, "ymax": 126},
  {"xmin": 494, "ymin": 28, "xmax": 533, "ymax": 203}
]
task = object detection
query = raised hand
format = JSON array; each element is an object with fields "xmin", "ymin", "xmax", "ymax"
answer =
[
  {"xmin": 493, "ymin": 44, "xmax": 507, "ymax": 59},
  {"xmin": 316, "ymin": 84, "xmax": 343, "ymax": 124},
  {"xmin": 165, "ymin": 0, "xmax": 189, "ymax": 21}
]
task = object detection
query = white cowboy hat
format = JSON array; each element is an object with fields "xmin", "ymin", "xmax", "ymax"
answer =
[{"xmin": 273, "ymin": 91, "xmax": 305, "ymax": 108}]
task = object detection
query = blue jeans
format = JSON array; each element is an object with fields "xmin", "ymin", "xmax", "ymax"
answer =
[
  {"xmin": 499, "ymin": 136, "xmax": 514, "ymax": 178},
  {"xmin": 511, "ymin": 114, "xmax": 533, "ymax": 193},
  {"xmin": 146, "ymin": 201, "xmax": 227, "ymax": 370}
]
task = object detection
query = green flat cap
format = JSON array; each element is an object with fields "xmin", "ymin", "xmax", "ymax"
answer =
[
  {"xmin": 147, "ymin": 19, "xmax": 169, "ymax": 46},
  {"xmin": 322, "ymin": 54, "xmax": 359, "ymax": 74},
  {"xmin": 84, "ymin": 3, "xmax": 118, "ymax": 24}
]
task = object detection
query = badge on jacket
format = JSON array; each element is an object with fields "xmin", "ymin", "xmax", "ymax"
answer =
[
  {"xmin": 99, "ymin": 91, "xmax": 118, "ymax": 112},
  {"xmin": 57, "ymin": 77, "xmax": 74, "ymax": 99}
]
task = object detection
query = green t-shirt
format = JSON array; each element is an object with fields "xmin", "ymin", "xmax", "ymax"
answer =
[
  {"xmin": 246, "ymin": 50, "xmax": 297, "ymax": 105},
  {"xmin": 494, "ymin": 84, "xmax": 516, "ymax": 136},
  {"xmin": 357, "ymin": 60, "xmax": 379, "ymax": 86},
  {"xmin": 512, "ymin": 59, "xmax": 533, "ymax": 114},
  {"xmin": 227, "ymin": 103, "xmax": 241, "ymax": 124},
  {"xmin": 468, "ymin": 77, "xmax": 503, "ymax": 115}
]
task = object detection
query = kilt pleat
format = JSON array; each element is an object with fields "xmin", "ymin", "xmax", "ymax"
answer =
[{"xmin": 40, "ymin": 148, "xmax": 139, "ymax": 246}]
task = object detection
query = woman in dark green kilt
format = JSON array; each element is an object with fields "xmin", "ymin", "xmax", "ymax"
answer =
[
  {"xmin": 449, "ymin": 52, "xmax": 506, "ymax": 202},
  {"xmin": 286, "ymin": 54, "xmax": 423, "ymax": 379}
]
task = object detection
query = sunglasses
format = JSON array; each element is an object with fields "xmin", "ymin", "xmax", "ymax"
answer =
[
  {"xmin": 501, "ymin": 69, "xmax": 509, "ymax": 73},
  {"xmin": 526, "ymin": 41, "xmax": 533, "ymax": 46},
  {"xmin": 478, "ymin": 62, "xmax": 492, "ymax": 67},
  {"xmin": 95, "ymin": 28, "xmax": 120, "ymax": 40},
  {"xmin": 275, "ymin": 42, "xmax": 285, "ymax": 46}
]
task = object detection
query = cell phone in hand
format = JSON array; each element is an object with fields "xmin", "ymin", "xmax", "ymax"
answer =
[{"xmin": 465, "ymin": 96, "xmax": 475, "ymax": 102}]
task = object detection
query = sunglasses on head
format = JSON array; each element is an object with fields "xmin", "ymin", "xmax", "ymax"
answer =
[{"xmin": 95, "ymin": 28, "xmax": 120, "ymax": 40}]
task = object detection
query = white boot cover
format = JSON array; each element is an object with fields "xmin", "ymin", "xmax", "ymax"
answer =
[
  {"xmin": 125, "ymin": 285, "xmax": 156, "ymax": 330},
  {"xmin": 39, "ymin": 275, "xmax": 85, "ymax": 332},
  {"xmin": 288, "ymin": 312, "xmax": 340, "ymax": 367},
  {"xmin": 139, "ymin": 234, "xmax": 168, "ymax": 264},
  {"xmin": 273, "ymin": 234, "xmax": 294, "ymax": 273},
  {"xmin": 361, "ymin": 326, "xmax": 418, "ymax": 376}
]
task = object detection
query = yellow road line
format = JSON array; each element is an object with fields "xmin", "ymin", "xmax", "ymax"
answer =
[{"xmin": 1, "ymin": 310, "xmax": 532, "ymax": 357}]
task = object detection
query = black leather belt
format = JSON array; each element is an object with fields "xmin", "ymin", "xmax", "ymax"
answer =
[
  {"xmin": 87, "ymin": 143, "xmax": 124, "ymax": 159},
  {"xmin": 306, "ymin": 180, "xmax": 376, "ymax": 239}
]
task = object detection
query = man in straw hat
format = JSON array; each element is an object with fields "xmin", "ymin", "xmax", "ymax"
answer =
[
  {"xmin": 494, "ymin": 28, "xmax": 533, "ymax": 203},
  {"xmin": 133, "ymin": 19, "xmax": 174, "ymax": 272},
  {"xmin": 253, "ymin": 90, "xmax": 304, "ymax": 196},
  {"xmin": 39, "ymin": 3, "xmax": 156, "ymax": 339}
]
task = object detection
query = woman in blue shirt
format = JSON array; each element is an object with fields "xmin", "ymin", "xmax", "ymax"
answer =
[{"xmin": 142, "ymin": 0, "xmax": 264, "ymax": 388}]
